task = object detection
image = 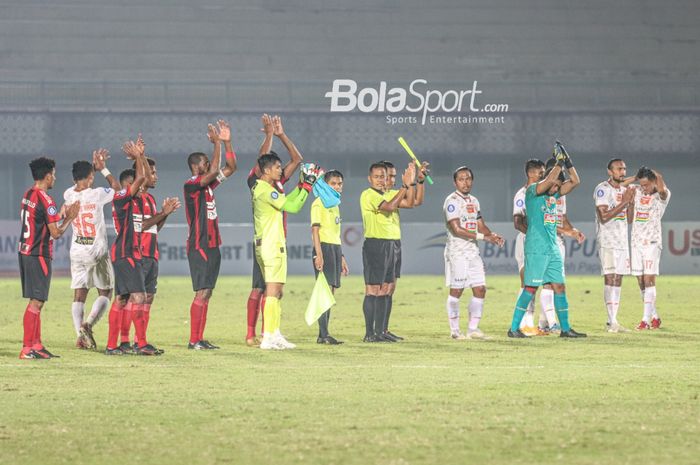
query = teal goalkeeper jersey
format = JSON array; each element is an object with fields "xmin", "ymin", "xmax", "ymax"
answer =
[{"xmin": 524, "ymin": 183, "xmax": 560, "ymax": 255}]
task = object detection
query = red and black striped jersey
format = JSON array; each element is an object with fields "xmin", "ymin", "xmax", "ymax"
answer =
[
  {"xmin": 19, "ymin": 187, "xmax": 61, "ymax": 258},
  {"xmin": 247, "ymin": 167, "xmax": 290, "ymax": 237},
  {"xmin": 184, "ymin": 176, "xmax": 221, "ymax": 251},
  {"xmin": 137, "ymin": 192, "xmax": 159, "ymax": 260},
  {"xmin": 110, "ymin": 188, "xmax": 141, "ymax": 261}
]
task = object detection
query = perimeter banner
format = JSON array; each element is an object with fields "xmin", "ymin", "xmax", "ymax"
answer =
[{"xmin": 1, "ymin": 220, "xmax": 698, "ymax": 276}]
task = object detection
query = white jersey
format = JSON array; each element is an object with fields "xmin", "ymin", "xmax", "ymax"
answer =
[
  {"xmin": 594, "ymin": 181, "xmax": 629, "ymax": 250},
  {"xmin": 444, "ymin": 191, "xmax": 481, "ymax": 257},
  {"xmin": 63, "ymin": 185, "xmax": 115, "ymax": 261},
  {"xmin": 631, "ymin": 187, "xmax": 671, "ymax": 248}
]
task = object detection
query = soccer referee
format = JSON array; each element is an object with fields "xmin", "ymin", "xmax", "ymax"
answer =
[{"xmin": 360, "ymin": 161, "xmax": 415, "ymax": 342}]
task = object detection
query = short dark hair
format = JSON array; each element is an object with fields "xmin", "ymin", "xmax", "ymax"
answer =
[
  {"xmin": 453, "ymin": 166, "xmax": 474, "ymax": 181},
  {"xmin": 29, "ymin": 157, "xmax": 56, "ymax": 181},
  {"xmin": 187, "ymin": 152, "xmax": 207, "ymax": 170},
  {"xmin": 72, "ymin": 160, "xmax": 94, "ymax": 181},
  {"xmin": 380, "ymin": 160, "xmax": 395, "ymax": 170},
  {"xmin": 525, "ymin": 158, "xmax": 545, "ymax": 175},
  {"xmin": 636, "ymin": 166, "xmax": 656, "ymax": 181},
  {"xmin": 607, "ymin": 158, "xmax": 624, "ymax": 170},
  {"xmin": 133, "ymin": 157, "xmax": 156, "ymax": 170},
  {"xmin": 324, "ymin": 170, "xmax": 343, "ymax": 182},
  {"xmin": 119, "ymin": 169, "xmax": 136, "ymax": 184},
  {"xmin": 258, "ymin": 152, "xmax": 281, "ymax": 173},
  {"xmin": 369, "ymin": 162, "xmax": 387, "ymax": 175}
]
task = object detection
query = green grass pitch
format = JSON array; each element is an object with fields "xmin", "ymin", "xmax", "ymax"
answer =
[{"xmin": 1, "ymin": 275, "xmax": 699, "ymax": 465}]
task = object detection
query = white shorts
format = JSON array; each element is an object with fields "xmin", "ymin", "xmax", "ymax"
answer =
[
  {"xmin": 70, "ymin": 254, "xmax": 115, "ymax": 290},
  {"xmin": 445, "ymin": 250, "xmax": 486, "ymax": 289},
  {"xmin": 598, "ymin": 247, "xmax": 630, "ymax": 276},
  {"xmin": 515, "ymin": 233, "xmax": 525, "ymax": 271},
  {"xmin": 631, "ymin": 244, "xmax": 661, "ymax": 276}
]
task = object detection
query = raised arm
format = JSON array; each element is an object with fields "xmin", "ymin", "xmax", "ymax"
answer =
[
  {"xmin": 218, "ymin": 120, "xmax": 237, "ymax": 178},
  {"xmin": 536, "ymin": 164, "xmax": 563, "ymax": 196},
  {"xmin": 653, "ymin": 170, "xmax": 669, "ymax": 200},
  {"xmin": 273, "ymin": 116, "xmax": 304, "ymax": 181},
  {"xmin": 558, "ymin": 166, "xmax": 580, "ymax": 196},
  {"xmin": 92, "ymin": 148, "xmax": 120, "ymax": 190},
  {"xmin": 413, "ymin": 161, "xmax": 430, "ymax": 207},
  {"xmin": 379, "ymin": 164, "xmax": 415, "ymax": 212},
  {"xmin": 122, "ymin": 140, "xmax": 147, "ymax": 196},
  {"xmin": 196, "ymin": 122, "xmax": 224, "ymax": 187}
]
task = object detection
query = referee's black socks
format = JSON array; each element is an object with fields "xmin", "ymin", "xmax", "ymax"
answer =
[
  {"xmin": 363, "ymin": 295, "xmax": 377, "ymax": 338},
  {"xmin": 374, "ymin": 295, "xmax": 388, "ymax": 336},
  {"xmin": 383, "ymin": 295, "xmax": 393, "ymax": 333}
]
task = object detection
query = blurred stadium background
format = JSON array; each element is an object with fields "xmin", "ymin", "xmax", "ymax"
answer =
[{"xmin": 0, "ymin": 0, "xmax": 698, "ymax": 273}]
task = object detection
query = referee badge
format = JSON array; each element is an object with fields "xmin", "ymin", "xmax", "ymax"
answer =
[{"xmin": 271, "ymin": 191, "xmax": 279, "ymax": 199}]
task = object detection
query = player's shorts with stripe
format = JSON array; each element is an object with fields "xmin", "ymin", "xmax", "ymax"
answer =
[
  {"xmin": 187, "ymin": 247, "xmax": 221, "ymax": 291},
  {"xmin": 141, "ymin": 256, "xmax": 159, "ymax": 294},
  {"xmin": 255, "ymin": 242, "xmax": 287, "ymax": 284},
  {"xmin": 598, "ymin": 246, "xmax": 630, "ymax": 276},
  {"xmin": 362, "ymin": 238, "xmax": 396, "ymax": 285},
  {"xmin": 70, "ymin": 253, "xmax": 114, "ymax": 290},
  {"xmin": 113, "ymin": 257, "xmax": 146, "ymax": 296},
  {"xmin": 19, "ymin": 254, "xmax": 52, "ymax": 301},
  {"xmin": 313, "ymin": 242, "xmax": 342, "ymax": 289},
  {"xmin": 444, "ymin": 249, "xmax": 486, "ymax": 289},
  {"xmin": 252, "ymin": 257, "xmax": 265, "ymax": 290},
  {"xmin": 631, "ymin": 243, "xmax": 661, "ymax": 276},
  {"xmin": 557, "ymin": 237, "xmax": 566, "ymax": 278},
  {"xmin": 524, "ymin": 252, "xmax": 565, "ymax": 287},
  {"xmin": 392, "ymin": 239, "xmax": 402, "ymax": 279}
]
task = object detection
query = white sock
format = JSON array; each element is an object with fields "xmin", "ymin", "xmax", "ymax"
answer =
[
  {"xmin": 520, "ymin": 295, "xmax": 535, "ymax": 328},
  {"xmin": 447, "ymin": 295, "xmax": 461, "ymax": 334},
  {"xmin": 643, "ymin": 287, "xmax": 656, "ymax": 323},
  {"xmin": 610, "ymin": 286, "xmax": 621, "ymax": 324},
  {"xmin": 71, "ymin": 301, "xmax": 85, "ymax": 335},
  {"xmin": 604, "ymin": 285, "xmax": 614, "ymax": 324},
  {"xmin": 87, "ymin": 295, "xmax": 111, "ymax": 326},
  {"xmin": 468, "ymin": 297, "xmax": 484, "ymax": 331},
  {"xmin": 539, "ymin": 288, "xmax": 557, "ymax": 327}
]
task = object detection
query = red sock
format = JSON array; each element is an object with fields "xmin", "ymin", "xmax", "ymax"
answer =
[
  {"xmin": 34, "ymin": 311, "xmax": 43, "ymax": 349},
  {"xmin": 120, "ymin": 303, "xmax": 133, "ymax": 343},
  {"xmin": 132, "ymin": 303, "xmax": 148, "ymax": 348},
  {"xmin": 22, "ymin": 303, "xmax": 39, "ymax": 349},
  {"xmin": 189, "ymin": 298, "xmax": 205, "ymax": 344},
  {"xmin": 143, "ymin": 303, "xmax": 151, "ymax": 337},
  {"xmin": 246, "ymin": 291, "xmax": 262, "ymax": 339},
  {"xmin": 198, "ymin": 300, "xmax": 208, "ymax": 341},
  {"xmin": 107, "ymin": 299, "xmax": 123, "ymax": 350}
]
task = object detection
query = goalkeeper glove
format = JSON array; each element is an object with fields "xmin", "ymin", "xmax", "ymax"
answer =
[{"xmin": 299, "ymin": 163, "xmax": 324, "ymax": 192}]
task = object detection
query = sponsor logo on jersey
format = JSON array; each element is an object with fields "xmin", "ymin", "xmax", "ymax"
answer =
[
  {"xmin": 466, "ymin": 221, "xmax": 477, "ymax": 232},
  {"xmin": 544, "ymin": 213, "xmax": 557, "ymax": 225},
  {"xmin": 635, "ymin": 211, "xmax": 650, "ymax": 222}
]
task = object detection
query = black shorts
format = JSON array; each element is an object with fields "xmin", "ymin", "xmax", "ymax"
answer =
[
  {"xmin": 19, "ymin": 254, "xmax": 52, "ymax": 301},
  {"xmin": 363, "ymin": 238, "xmax": 396, "ymax": 285},
  {"xmin": 188, "ymin": 247, "xmax": 221, "ymax": 291},
  {"xmin": 252, "ymin": 257, "xmax": 265, "ymax": 290},
  {"xmin": 141, "ymin": 256, "xmax": 159, "ymax": 295},
  {"xmin": 313, "ymin": 243, "xmax": 342, "ymax": 289},
  {"xmin": 113, "ymin": 257, "xmax": 146, "ymax": 296},
  {"xmin": 392, "ymin": 239, "xmax": 402, "ymax": 279}
]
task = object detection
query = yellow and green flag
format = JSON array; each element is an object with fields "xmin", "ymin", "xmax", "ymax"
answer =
[{"xmin": 305, "ymin": 271, "xmax": 336, "ymax": 325}]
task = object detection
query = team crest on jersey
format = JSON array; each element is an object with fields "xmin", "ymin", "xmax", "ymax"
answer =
[
  {"xmin": 516, "ymin": 199, "xmax": 524, "ymax": 207},
  {"xmin": 47, "ymin": 205, "xmax": 57, "ymax": 216},
  {"xmin": 466, "ymin": 204, "xmax": 476, "ymax": 214},
  {"xmin": 447, "ymin": 204, "xmax": 455, "ymax": 213},
  {"xmin": 640, "ymin": 196, "xmax": 652, "ymax": 205},
  {"xmin": 546, "ymin": 197, "xmax": 556, "ymax": 207},
  {"xmin": 271, "ymin": 191, "xmax": 279, "ymax": 200},
  {"xmin": 597, "ymin": 189, "xmax": 605, "ymax": 198},
  {"xmin": 118, "ymin": 189, "xmax": 127, "ymax": 196}
]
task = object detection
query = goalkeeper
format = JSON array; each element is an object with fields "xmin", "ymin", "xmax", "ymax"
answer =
[
  {"xmin": 252, "ymin": 153, "xmax": 321, "ymax": 350},
  {"xmin": 507, "ymin": 142, "xmax": 587, "ymax": 339}
]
